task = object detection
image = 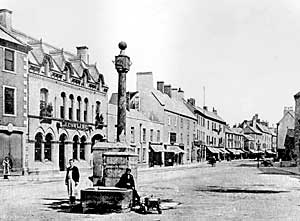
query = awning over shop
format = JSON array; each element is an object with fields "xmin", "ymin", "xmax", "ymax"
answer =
[
  {"xmin": 207, "ymin": 147, "xmax": 220, "ymax": 154},
  {"xmin": 218, "ymin": 148, "xmax": 230, "ymax": 154},
  {"xmin": 165, "ymin": 145, "xmax": 185, "ymax": 154},
  {"xmin": 149, "ymin": 144, "xmax": 165, "ymax": 152},
  {"xmin": 266, "ymin": 150, "xmax": 276, "ymax": 155},
  {"xmin": 226, "ymin": 149, "xmax": 241, "ymax": 155},
  {"xmin": 249, "ymin": 149, "xmax": 258, "ymax": 154}
]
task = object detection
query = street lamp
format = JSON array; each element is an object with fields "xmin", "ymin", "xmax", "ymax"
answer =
[{"xmin": 257, "ymin": 140, "xmax": 261, "ymax": 168}]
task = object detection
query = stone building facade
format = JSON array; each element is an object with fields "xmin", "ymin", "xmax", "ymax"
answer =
[
  {"xmin": 107, "ymin": 94, "xmax": 164, "ymax": 167},
  {"xmin": 277, "ymin": 107, "xmax": 294, "ymax": 159},
  {"xmin": 0, "ymin": 9, "xmax": 108, "ymax": 173},
  {"xmin": 186, "ymin": 99, "xmax": 226, "ymax": 161},
  {"xmin": 135, "ymin": 72, "xmax": 197, "ymax": 165},
  {"xmin": 0, "ymin": 11, "xmax": 31, "ymax": 174}
]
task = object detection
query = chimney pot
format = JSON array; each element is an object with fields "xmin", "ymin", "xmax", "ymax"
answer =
[{"xmin": 188, "ymin": 98, "xmax": 195, "ymax": 106}]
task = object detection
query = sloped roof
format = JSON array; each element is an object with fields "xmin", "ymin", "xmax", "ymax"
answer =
[
  {"xmin": 0, "ymin": 25, "xmax": 27, "ymax": 45},
  {"xmin": 243, "ymin": 134, "xmax": 254, "ymax": 141},
  {"xmin": 243, "ymin": 125, "xmax": 262, "ymax": 134},
  {"xmin": 194, "ymin": 106, "xmax": 225, "ymax": 123},
  {"xmin": 152, "ymin": 89, "xmax": 196, "ymax": 120},
  {"xmin": 278, "ymin": 110, "xmax": 295, "ymax": 125},
  {"xmin": 10, "ymin": 28, "xmax": 104, "ymax": 85}
]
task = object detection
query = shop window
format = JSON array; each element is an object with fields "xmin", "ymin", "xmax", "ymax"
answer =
[
  {"xmin": 4, "ymin": 48, "xmax": 15, "ymax": 72},
  {"xmin": 3, "ymin": 86, "xmax": 16, "ymax": 116},
  {"xmin": 34, "ymin": 133, "xmax": 43, "ymax": 161},
  {"xmin": 44, "ymin": 133, "xmax": 52, "ymax": 161}
]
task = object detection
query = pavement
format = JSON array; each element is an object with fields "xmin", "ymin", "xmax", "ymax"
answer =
[{"xmin": 0, "ymin": 160, "xmax": 212, "ymax": 186}]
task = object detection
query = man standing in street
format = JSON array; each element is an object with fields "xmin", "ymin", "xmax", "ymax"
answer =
[
  {"xmin": 65, "ymin": 159, "xmax": 80, "ymax": 205},
  {"xmin": 116, "ymin": 168, "xmax": 140, "ymax": 206}
]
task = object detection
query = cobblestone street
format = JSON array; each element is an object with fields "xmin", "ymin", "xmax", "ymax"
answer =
[{"xmin": 1, "ymin": 160, "xmax": 300, "ymax": 220}]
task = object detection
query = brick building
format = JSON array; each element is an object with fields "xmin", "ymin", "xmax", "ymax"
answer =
[
  {"xmin": 0, "ymin": 10, "xmax": 31, "ymax": 174},
  {"xmin": 0, "ymin": 9, "xmax": 108, "ymax": 173}
]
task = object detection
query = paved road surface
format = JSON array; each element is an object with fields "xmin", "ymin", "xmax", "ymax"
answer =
[{"xmin": 1, "ymin": 160, "xmax": 300, "ymax": 220}]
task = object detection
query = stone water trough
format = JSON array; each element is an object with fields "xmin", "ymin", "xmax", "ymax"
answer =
[{"xmin": 80, "ymin": 142, "xmax": 138, "ymax": 213}]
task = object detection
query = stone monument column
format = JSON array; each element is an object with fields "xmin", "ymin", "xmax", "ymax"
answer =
[
  {"xmin": 294, "ymin": 92, "xmax": 300, "ymax": 165},
  {"xmin": 115, "ymin": 42, "xmax": 131, "ymax": 142}
]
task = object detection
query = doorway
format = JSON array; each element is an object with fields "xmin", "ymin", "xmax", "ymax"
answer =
[{"xmin": 59, "ymin": 134, "xmax": 67, "ymax": 171}]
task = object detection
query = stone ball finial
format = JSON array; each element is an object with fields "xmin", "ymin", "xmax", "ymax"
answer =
[{"xmin": 118, "ymin": 41, "xmax": 127, "ymax": 50}]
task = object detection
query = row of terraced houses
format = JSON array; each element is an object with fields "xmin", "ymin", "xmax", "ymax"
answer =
[{"xmin": 0, "ymin": 9, "xmax": 277, "ymax": 175}]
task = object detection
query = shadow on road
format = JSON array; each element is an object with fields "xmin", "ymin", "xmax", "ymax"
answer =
[
  {"xmin": 195, "ymin": 185, "xmax": 288, "ymax": 194},
  {"xmin": 42, "ymin": 198, "xmax": 83, "ymax": 214},
  {"xmin": 258, "ymin": 168, "xmax": 296, "ymax": 176}
]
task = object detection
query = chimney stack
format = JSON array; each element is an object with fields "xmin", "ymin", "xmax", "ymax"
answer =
[
  {"xmin": 164, "ymin": 85, "xmax": 171, "ymax": 98},
  {"xmin": 252, "ymin": 114, "xmax": 258, "ymax": 128},
  {"xmin": 187, "ymin": 98, "xmax": 195, "ymax": 106},
  {"xmin": 0, "ymin": 9, "xmax": 12, "ymax": 31},
  {"xmin": 171, "ymin": 88, "xmax": 178, "ymax": 99},
  {"xmin": 157, "ymin": 81, "xmax": 164, "ymax": 93},
  {"xmin": 178, "ymin": 88, "xmax": 184, "ymax": 100},
  {"xmin": 76, "ymin": 46, "xmax": 89, "ymax": 64},
  {"xmin": 212, "ymin": 107, "xmax": 217, "ymax": 114}
]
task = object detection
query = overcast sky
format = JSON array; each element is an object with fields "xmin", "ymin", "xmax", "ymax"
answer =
[{"xmin": 3, "ymin": 0, "xmax": 300, "ymax": 126}]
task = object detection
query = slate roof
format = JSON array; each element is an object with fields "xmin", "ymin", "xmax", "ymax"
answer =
[
  {"xmin": 151, "ymin": 89, "xmax": 196, "ymax": 120},
  {"xmin": 9, "ymin": 28, "xmax": 106, "ymax": 86}
]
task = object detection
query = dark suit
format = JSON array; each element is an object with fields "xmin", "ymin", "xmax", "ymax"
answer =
[
  {"xmin": 116, "ymin": 172, "xmax": 140, "ymax": 206},
  {"xmin": 65, "ymin": 166, "xmax": 80, "ymax": 183}
]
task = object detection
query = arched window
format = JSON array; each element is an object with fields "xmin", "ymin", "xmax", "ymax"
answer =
[
  {"xmin": 69, "ymin": 94, "xmax": 74, "ymax": 120},
  {"xmin": 80, "ymin": 136, "xmax": 86, "ymax": 160},
  {"xmin": 77, "ymin": 96, "xmax": 81, "ymax": 121},
  {"xmin": 34, "ymin": 133, "xmax": 43, "ymax": 161},
  {"xmin": 40, "ymin": 88, "xmax": 48, "ymax": 117},
  {"xmin": 44, "ymin": 133, "xmax": 53, "ymax": 161},
  {"xmin": 73, "ymin": 135, "xmax": 79, "ymax": 160},
  {"xmin": 84, "ymin": 98, "xmax": 88, "ymax": 122},
  {"xmin": 60, "ymin": 92, "xmax": 66, "ymax": 119},
  {"xmin": 96, "ymin": 101, "xmax": 101, "ymax": 115}
]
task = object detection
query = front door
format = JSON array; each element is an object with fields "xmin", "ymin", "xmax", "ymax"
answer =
[{"xmin": 59, "ymin": 140, "xmax": 65, "ymax": 171}]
